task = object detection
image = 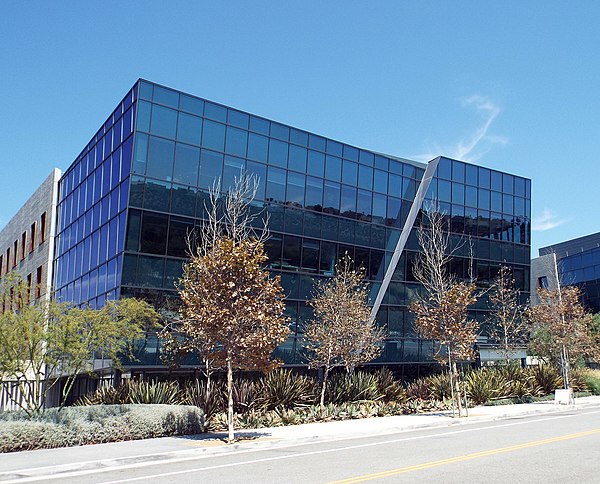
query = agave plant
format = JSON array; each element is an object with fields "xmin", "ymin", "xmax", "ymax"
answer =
[
  {"xmin": 184, "ymin": 379, "xmax": 226, "ymax": 418},
  {"xmin": 128, "ymin": 381, "xmax": 183, "ymax": 405},
  {"xmin": 405, "ymin": 378, "xmax": 430, "ymax": 400},
  {"xmin": 424, "ymin": 372, "xmax": 453, "ymax": 401},
  {"xmin": 74, "ymin": 383, "xmax": 131, "ymax": 406},
  {"xmin": 326, "ymin": 372, "xmax": 384, "ymax": 404},
  {"xmin": 373, "ymin": 368, "xmax": 407, "ymax": 403},
  {"xmin": 465, "ymin": 370, "xmax": 511, "ymax": 405},
  {"xmin": 230, "ymin": 379, "xmax": 259, "ymax": 414},
  {"xmin": 258, "ymin": 369, "xmax": 316, "ymax": 410},
  {"xmin": 530, "ymin": 365, "xmax": 562, "ymax": 395}
]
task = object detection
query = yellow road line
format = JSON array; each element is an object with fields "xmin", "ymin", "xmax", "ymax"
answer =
[{"xmin": 328, "ymin": 428, "xmax": 600, "ymax": 483}]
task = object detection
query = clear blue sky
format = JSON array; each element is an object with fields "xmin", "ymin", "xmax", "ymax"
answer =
[{"xmin": 1, "ymin": 1, "xmax": 599, "ymax": 255}]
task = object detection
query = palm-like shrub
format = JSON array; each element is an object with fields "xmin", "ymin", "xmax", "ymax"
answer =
[
  {"xmin": 531, "ymin": 365, "xmax": 562, "ymax": 395},
  {"xmin": 258, "ymin": 369, "xmax": 316, "ymax": 410},
  {"xmin": 183, "ymin": 380, "xmax": 225, "ymax": 418},
  {"xmin": 373, "ymin": 368, "xmax": 407, "ymax": 402},
  {"xmin": 465, "ymin": 370, "xmax": 511, "ymax": 405},
  {"xmin": 128, "ymin": 381, "xmax": 183, "ymax": 405},
  {"xmin": 405, "ymin": 378, "xmax": 430, "ymax": 400},
  {"xmin": 75, "ymin": 384, "xmax": 130, "ymax": 406},
  {"xmin": 230, "ymin": 379, "xmax": 259, "ymax": 414},
  {"xmin": 583, "ymin": 369, "xmax": 600, "ymax": 395},
  {"xmin": 326, "ymin": 372, "xmax": 384, "ymax": 403},
  {"xmin": 424, "ymin": 372, "xmax": 453, "ymax": 400}
]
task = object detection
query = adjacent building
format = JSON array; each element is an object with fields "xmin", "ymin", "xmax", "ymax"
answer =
[
  {"xmin": 49, "ymin": 79, "xmax": 531, "ymax": 378},
  {"xmin": 0, "ymin": 168, "xmax": 61, "ymax": 409},
  {"xmin": 531, "ymin": 232, "xmax": 600, "ymax": 312}
]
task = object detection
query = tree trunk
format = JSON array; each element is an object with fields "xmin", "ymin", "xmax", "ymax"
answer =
[
  {"xmin": 320, "ymin": 366, "xmax": 330, "ymax": 407},
  {"xmin": 453, "ymin": 361, "xmax": 463, "ymax": 417},
  {"xmin": 448, "ymin": 349, "xmax": 456, "ymax": 417},
  {"xmin": 227, "ymin": 358, "xmax": 234, "ymax": 443}
]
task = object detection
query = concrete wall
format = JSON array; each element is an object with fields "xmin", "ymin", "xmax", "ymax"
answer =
[{"xmin": 530, "ymin": 253, "xmax": 559, "ymax": 306}]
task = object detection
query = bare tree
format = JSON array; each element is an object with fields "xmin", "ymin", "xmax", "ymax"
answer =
[
  {"xmin": 410, "ymin": 207, "xmax": 479, "ymax": 417},
  {"xmin": 162, "ymin": 172, "xmax": 287, "ymax": 443},
  {"xmin": 304, "ymin": 254, "xmax": 385, "ymax": 406},
  {"xmin": 487, "ymin": 265, "xmax": 529, "ymax": 364}
]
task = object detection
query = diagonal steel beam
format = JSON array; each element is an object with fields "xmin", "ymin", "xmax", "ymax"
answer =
[{"xmin": 369, "ymin": 157, "xmax": 440, "ymax": 322}]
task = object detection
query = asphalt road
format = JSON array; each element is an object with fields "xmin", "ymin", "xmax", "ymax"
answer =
[{"xmin": 17, "ymin": 408, "xmax": 600, "ymax": 483}]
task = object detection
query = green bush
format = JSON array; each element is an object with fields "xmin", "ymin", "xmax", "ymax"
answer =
[
  {"xmin": 326, "ymin": 372, "xmax": 384, "ymax": 404},
  {"xmin": 466, "ymin": 370, "xmax": 511, "ymax": 405},
  {"xmin": 128, "ymin": 381, "xmax": 183, "ymax": 405},
  {"xmin": 582, "ymin": 369, "xmax": 600, "ymax": 395},
  {"xmin": 183, "ymin": 380, "xmax": 225, "ymax": 419},
  {"xmin": 531, "ymin": 365, "xmax": 562, "ymax": 395},
  {"xmin": 372, "ymin": 368, "xmax": 407, "ymax": 403},
  {"xmin": 0, "ymin": 404, "xmax": 204, "ymax": 453},
  {"xmin": 424, "ymin": 372, "xmax": 453, "ymax": 401},
  {"xmin": 258, "ymin": 370, "xmax": 316, "ymax": 410}
]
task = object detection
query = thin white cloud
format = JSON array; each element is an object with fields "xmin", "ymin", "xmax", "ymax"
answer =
[
  {"xmin": 414, "ymin": 95, "xmax": 507, "ymax": 163},
  {"xmin": 532, "ymin": 209, "xmax": 567, "ymax": 231}
]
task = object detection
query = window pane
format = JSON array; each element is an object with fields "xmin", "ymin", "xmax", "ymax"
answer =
[
  {"xmin": 227, "ymin": 109, "xmax": 249, "ymax": 128},
  {"xmin": 177, "ymin": 113, "xmax": 202, "ymax": 145},
  {"xmin": 153, "ymin": 86, "xmax": 179, "ymax": 108},
  {"xmin": 146, "ymin": 136, "xmax": 174, "ymax": 180},
  {"xmin": 223, "ymin": 155, "xmax": 246, "ymax": 189},
  {"xmin": 305, "ymin": 176, "xmax": 323, "ymax": 211},
  {"xmin": 342, "ymin": 160, "xmax": 358, "ymax": 186},
  {"xmin": 204, "ymin": 102, "xmax": 227, "ymax": 122},
  {"xmin": 167, "ymin": 218, "xmax": 194, "ymax": 257},
  {"xmin": 286, "ymin": 172, "xmax": 305, "ymax": 206},
  {"xmin": 323, "ymin": 181, "xmax": 340, "ymax": 214},
  {"xmin": 140, "ymin": 212, "xmax": 168, "ymax": 254},
  {"xmin": 137, "ymin": 100, "xmax": 151, "ymax": 132},
  {"xmin": 179, "ymin": 94, "xmax": 204, "ymax": 116},
  {"xmin": 358, "ymin": 165, "xmax": 373, "ymax": 190},
  {"xmin": 173, "ymin": 143, "xmax": 199, "ymax": 185},
  {"xmin": 225, "ymin": 126, "xmax": 248, "ymax": 157},
  {"xmin": 266, "ymin": 166, "xmax": 286, "ymax": 202},
  {"xmin": 249, "ymin": 116, "xmax": 269, "ymax": 135},
  {"xmin": 171, "ymin": 184, "xmax": 196, "ymax": 217},
  {"xmin": 246, "ymin": 161, "xmax": 266, "ymax": 199},
  {"xmin": 201, "ymin": 120, "xmax": 226, "ymax": 151},
  {"xmin": 289, "ymin": 145, "xmax": 307, "ymax": 172},
  {"xmin": 270, "ymin": 123, "xmax": 289, "ymax": 141},
  {"xmin": 357, "ymin": 189, "xmax": 372, "ymax": 219},
  {"xmin": 133, "ymin": 133, "xmax": 149, "ymax": 174},
  {"xmin": 150, "ymin": 104, "xmax": 177, "ymax": 138},
  {"xmin": 341, "ymin": 185, "xmax": 357, "ymax": 215},
  {"xmin": 307, "ymin": 150, "xmax": 325, "ymax": 177},
  {"xmin": 143, "ymin": 179, "xmax": 171, "ymax": 212},
  {"xmin": 199, "ymin": 149, "xmax": 223, "ymax": 189},
  {"xmin": 290, "ymin": 129, "xmax": 308, "ymax": 146},
  {"xmin": 325, "ymin": 155, "xmax": 342, "ymax": 182},
  {"xmin": 268, "ymin": 139, "xmax": 288, "ymax": 167},
  {"xmin": 247, "ymin": 133, "xmax": 268, "ymax": 162},
  {"xmin": 373, "ymin": 169, "xmax": 388, "ymax": 193}
]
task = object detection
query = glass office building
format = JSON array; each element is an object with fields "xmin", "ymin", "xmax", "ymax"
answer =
[
  {"xmin": 533, "ymin": 233, "xmax": 600, "ymax": 313},
  {"xmin": 54, "ymin": 79, "xmax": 531, "ymax": 372}
]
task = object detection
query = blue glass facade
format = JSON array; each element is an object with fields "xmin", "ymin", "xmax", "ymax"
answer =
[{"xmin": 54, "ymin": 79, "xmax": 531, "ymax": 368}]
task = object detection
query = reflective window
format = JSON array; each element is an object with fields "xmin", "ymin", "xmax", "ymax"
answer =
[
  {"xmin": 341, "ymin": 185, "xmax": 357, "ymax": 215},
  {"xmin": 227, "ymin": 109, "xmax": 249, "ymax": 129},
  {"xmin": 137, "ymin": 101, "xmax": 151, "ymax": 132},
  {"xmin": 266, "ymin": 166, "xmax": 286, "ymax": 202},
  {"xmin": 451, "ymin": 183, "xmax": 464, "ymax": 205},
  {"xmin": 478, "ymin": 167, "xmax": 491, "ymax": 189},
  {"xmin": 342, "ymin": 160, "xmax": 358, "ymax": 186},
  {"xmin": 287, "ymin": 172, "xmax": 305, "ymax": 206},
  {"xmin": 358, "ymin": 165, "xmax": 373, "ymax": 190},
  {"xmin": 289, "ymin": 145, "xmax": 307, "ymax": 172},
  {"xmin": 503, "ymin": 194, "xmax": 513, "ymax": 214},
  {"xmin": 374, "ymin": 155, "xmax": 388, "ymax": 171},
  {"xmin": 325, "ymin": 155, "xmax": 342, "ymax": 182},
  {"xmin": 201, "ymin": 120, "xmax": 226, "ymax": 151},
  {"xmin": 167, "ymin": 218, "xmax": 194, "ymax": 257},
  {"xmin": 491, "ymin": 171, "xmax": 503, "ymax": 191},
  {"xmin": 179, "ymin": 94, "xmax": 204, "ymax": 116},
  {"xmin": 307, "ymin": 150, "xmax": 325, "ymax": 177},
  {"xmin": 452, "ymin": 161, "xmax": 465, "ymax": 182},
  {"xmin": 326, "ymin": 139, "xmax": 343, "ymax": 157},
  {"xmin": 388, "ymin": 173, "xmax": 402, "ymax": 198},
  {"xmin": 146, "ymin": 137, "xmax": 174, "ymax": 180},
  {"xmin": 270, "ymin": 123, "xmax": 289, "ymax": 141},
  {"xmin": 308, "ymin": 134, "xmax": 326, "ymax": 151},
  {"xmin": 515, "ymin": 177, "xmax": 526, "ymax": 197},
  {"xmin": 173, "ymin": 143, "xmax": 199, "ymax": 185},
  {"xmin": 290, "ymin": 128, "xmax": 308, "ymax": 146},
  {"xmin": 199, "ymin": 149, "xmax": 223, "ymax": 189},
  {"xmin": 373, "ymin": 170, "xmax": 388, "ymax": 193},
  {"xmin": 491, "ymin": 191, "xmax": 502, "ymax": 212},
  {"xmin": 466, "ymin": 164, "xmax": 478, "ymax": 185},
  {"xmin": 140, "ymin": 212, "xmax": 168, "ymax": 255},
  {"xmin": 343, "ymin": 145, "xmax": 359, "ymax": 161},
  {"xmin": 268, "ymin": 139, "xmax": 288, "ymax": 167},
  {"xmin": 359, "ymin": 150, "xmax": 374, "ymax": 166},
  {"xmin": 153, "ymin": 86, "xmax": 179, "ymax": 108},
  {"xmin": 246, "ymin": 161, "xmax": 267, "ymax": 199},
  {"xmin": 305, "ymin": 176, "xmax": 323, "ymax": 211},
  {"xmin": 357, "ymin": 189, "xmax": 372, "ymax": 219},
  {"xmin": 204, "ymin": 102, "xmax": 227, "ymax": 122},
  {"xmin": 465, "ymin": 186, "xmax": 477, "ymax": 207},
  {"xmin": 478, "ymin": 188, "xmax": 490, "ymax": 210},
  {"xmin": 323, "ymin": 181, "xmax": 340, "ymax": 213},
  {"xmin": 222, "ymin": 155, "xmax": 246, "ymax": 189},
  {"xmin": 177, "ymin": 113, "xmax": 202, "ymax": 145},
  {"xmin": 249, "ymin": 116, "xmax": 269, "ymax": 135},
  {"xmin": 137, "ymin": 255, "xmax": 164, "ymax": 288},
  {"xmin": 372, "ymin": 193, "xmax": 386, "ymax": 222},
  {"xmin": 170, "ymin": 184, "xmax": 196, "ymax": 217},
  {"xmin": 438, "ymin": 179, "xmax": 451, "ymax": 203},
  {"xmin": 143, "ymin": 179, "xmax": 171, "ymax": 212},
  {"xmin": 225, "ymin": 127, "xmax": 248, "ymax": 157},
  {"xmin": 247, "ymin": 133, "xmax": 268, "ymax": 162},
  {"xmin": 437, "ymin": 158, "xmax": 452, "ymax": 180},
  {"xmin": 150, "ymin": 104, "xmax": 177, "ymax": 138}
]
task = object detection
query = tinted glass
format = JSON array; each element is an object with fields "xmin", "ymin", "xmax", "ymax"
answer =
[
  {"xmin": 150, "ymin": 104, "xmax": 177, "ymax": 138},
  {"xmin": 247, "ymin": 133, "xmax": 268, "ymax": 162},
  {"xmin": 201, "ymin": 120, "xmax": 226, "ymax": 151},
  {"xmin": 177, "ymin": 113, "xmax": 202, "ymax": 145},
  {"xmin": 225, "ymin": 126, "xmax": 248, "ymax": 157},
  {"xmin": 268, "ymin": 139, "xmax": 288, "ymax": 167},
  {"xmin": 146, "ymin": 137, "xmax": 174, "ymax": 180},
  {"xmin": 173, "ymin": 143, "xmax": 199, "ymax": 185},
  {"xmin": 289, "ymin": 145, "xmax": 307, "ymax": 172}
]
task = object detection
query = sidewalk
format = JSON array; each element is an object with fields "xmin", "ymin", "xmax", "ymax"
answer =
[{"xmin": 2, "ymin": 396, "xmax": 600, "ymax": 482}]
